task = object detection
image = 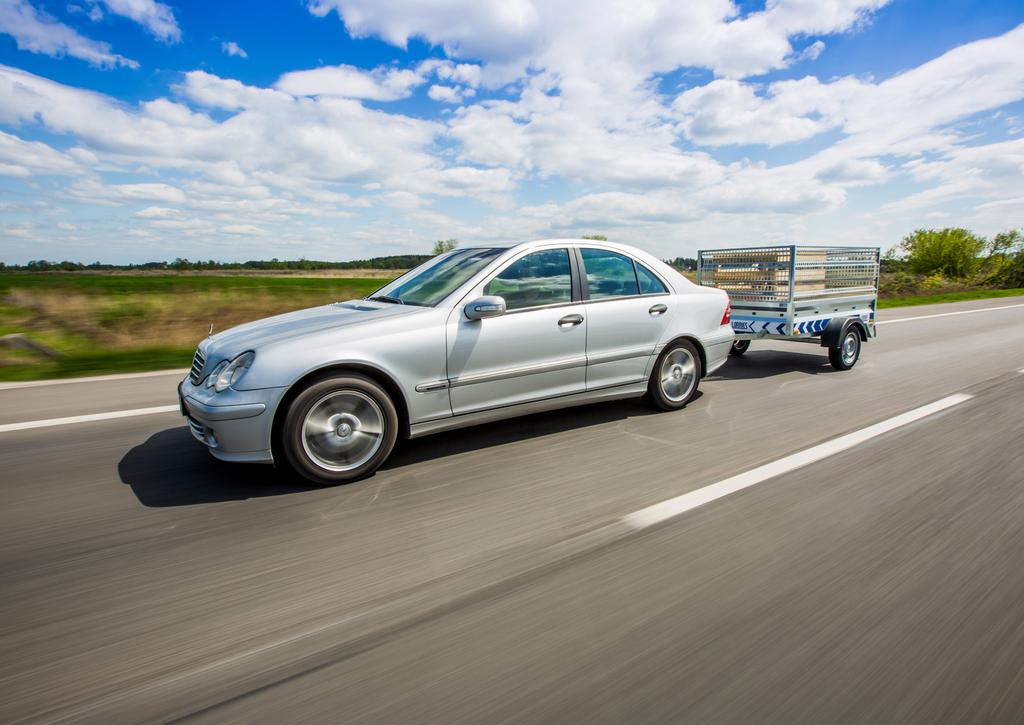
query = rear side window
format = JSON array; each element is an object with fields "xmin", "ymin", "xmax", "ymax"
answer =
[
  {"xmin": 484, "ymin": 248, "xmax": 572, "ymax": 310},
  {"xmin": 581, "ymin": 248, "xmax": 639, "ymax": 299},
  {"xmin": 636, "ymin": 263, "xmax": 668, "ymax": 295}
]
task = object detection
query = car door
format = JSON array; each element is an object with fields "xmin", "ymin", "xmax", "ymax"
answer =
[
  {"xmin": 446, "ymin": 247, "xmax": 587, "ymax": 415},
  {"xmin": 579, "ymin": 247, "xmax": 672, "ymax": 390}
]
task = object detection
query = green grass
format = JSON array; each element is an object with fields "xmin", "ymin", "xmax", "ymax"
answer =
[
  {"xmin": 0, "ymin": 273, "xmax": 383, "ymax": 297},
  {"xmin": 878, "ymin": 287, "xmax": 1024, "ymax": 308},
  {"xmin": 0, "ymin": 347, "xmax": 196, "ymax": 382},
  {"xmin": 0, "ymin": 273, "xmax": 391, "ymax": 382}
]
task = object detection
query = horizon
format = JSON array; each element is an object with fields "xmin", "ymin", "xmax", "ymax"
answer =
[{"xmin": 1, "ymin": 0, "xmax": 1023, "ymax": 265}]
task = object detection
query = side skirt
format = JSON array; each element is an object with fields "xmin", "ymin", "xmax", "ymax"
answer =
[{"xmin": 408, "ymin": 381, "xmax": 648, "ymax": 439}]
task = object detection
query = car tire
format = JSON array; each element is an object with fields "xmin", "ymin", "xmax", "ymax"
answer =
[
  {"xmin": 647, "ymin": 339, "xmax": 702, "ymax": 411},
  {"xmin": 729, "ymin": 339, "xmax": 750, "ymax": 356},
  {"xmin": 828, "ymin": 328, "xmax": 861, "ymax": 371},
  {"xmin": 280, "ymin": 373, "xmax": 399, "ymax": 485}
]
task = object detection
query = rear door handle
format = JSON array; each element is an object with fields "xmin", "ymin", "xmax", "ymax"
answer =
[
  {"xmin": 558, "ymin": 313, "xmax": 584, "ymax": 327},
  {"xmin": 649, "ymin": 303, "xmax": 668, "ymax": 316}
]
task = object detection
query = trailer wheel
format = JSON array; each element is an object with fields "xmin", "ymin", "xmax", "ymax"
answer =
[
  {"xmin": 828, "ymin": 329, "xmax": 861, "ymax": 370},
  {"xmin": 729, "ymin": 340, "xmax": 750, "ymax": 357}
]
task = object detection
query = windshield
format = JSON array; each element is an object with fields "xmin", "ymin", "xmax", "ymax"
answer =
[{"xmin": 368, "ymin": 248, "xmax": 505, "ymax": 306}]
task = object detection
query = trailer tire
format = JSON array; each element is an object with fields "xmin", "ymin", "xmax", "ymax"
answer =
[
  {"xmin": 828, "ymin": 329, "xmax": 861, "ymax": 370},
  {"xmin": 647, "ymin": 340, "xmax": 702, "ymax": 411},
  {"xmin": 729, "ymin": 340, "xmax": 750, "ymax": 357}
]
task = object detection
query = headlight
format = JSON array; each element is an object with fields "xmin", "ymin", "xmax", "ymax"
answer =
[
  {"xmin": 206, "ymin": 351, "xmax": 255, "ymax": 392},
  {"xmin": 206, "ymin": 360, "xmax": 228, "ymax": 388}
]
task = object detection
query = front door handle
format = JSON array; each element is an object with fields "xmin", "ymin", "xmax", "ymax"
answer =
[
  {"xmin": 649, "ymin": 303, "xmax": 668, "ymax": 316},
  {"xmin": 558, "ymin": 313, "xmax": 584, "ymax": 327}
]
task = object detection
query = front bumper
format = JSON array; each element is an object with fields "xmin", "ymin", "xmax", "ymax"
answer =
[{"xmin": 178, "ymin": 377, "xmax": 286, "ymax": 464}]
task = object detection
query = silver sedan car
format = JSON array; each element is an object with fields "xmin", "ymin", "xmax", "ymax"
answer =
[{"xmin": 178, "ymin": 239, "xmax": 734, "ymax": 484}]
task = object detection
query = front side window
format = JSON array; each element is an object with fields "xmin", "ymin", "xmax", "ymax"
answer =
[
  {"xmin": 370, "ymin": 247, "xmax": 504, "ymax": 306},
  {"xmin": 581, "ymin": 248, "xmax": 639, "ymax": 299},
  {"xmin": 484, "ymin": 249, "xmax": 572, "ymax": 310},
  {"xmin": 636, "ymin": 263, "xmax": 668, "ymax": 295}
]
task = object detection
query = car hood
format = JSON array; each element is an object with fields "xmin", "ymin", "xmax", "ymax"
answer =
[{"xmin": 200, "ymin": 300, "xmax": 422, "ymax": 363}]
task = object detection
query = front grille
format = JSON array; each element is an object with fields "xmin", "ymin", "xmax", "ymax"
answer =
[{"xmin": 189, "ymin": 348, "xmax": 206, "ymax": 385}]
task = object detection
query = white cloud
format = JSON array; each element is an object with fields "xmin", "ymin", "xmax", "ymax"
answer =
[
  {"xmin": 308, "ymin": 0, "xmax": 889, "ymax": 81},
  {"xmin": 0, "ymin": 129, "xmax": 82, "ymax": 176},
  {"xmin": 0, "ymin": 0, "xmax": 138, "ymax": 68},
  {"xmin": 99, "ymin": 0, "xmax": 180, "ymax": 42},
  {"xmin": 134, "ymin": 205, "xmax": 177, "ymax": 218},
  {"xmin": 796, "ymin": 40, "xmax": 826, "ymax": 62},
  {"xmin": 221, "ymin": 40, "xmax": 247, "ymax": 58},
  {"xmin": 427, "ymin": 84, "xmax": 464, "ymax": 103},
  {"xmin": 674, "ymin": 23, "xmax": 1024, "ymax": 155},
  {"xmin": 275, "ymin": 64, "xmax": 425, "ymax": 101},
  {"xmin": 673, "ymin": 78, "xmax": 831, "ymax": 146},
  {"xmin": 222, "ymin": 223, "xmax": 264, "ymax": 235}
]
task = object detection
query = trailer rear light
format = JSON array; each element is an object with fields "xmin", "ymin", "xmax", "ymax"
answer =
[{"xmin": 721, "ymin": 300, "xmax": 731, "ymax": 325}]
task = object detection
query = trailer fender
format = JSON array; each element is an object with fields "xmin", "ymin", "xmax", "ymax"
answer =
[{"xmin": 819, "ymin": 317, "xmax": 868, "ymax": 348}]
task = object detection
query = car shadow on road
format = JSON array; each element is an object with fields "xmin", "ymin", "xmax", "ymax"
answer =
[
  {"xmin": 382, "ymin": 396, "xmax": 671, "ymax": 471},
  {"xmin": 709, "ymin": 350, "xmax": 837, "ymax": 380},
  {"xmin": 119, "ymin": 396, "xmax": 673, "ymax": 505},
  {"xmin": 118, "ymin": 427, "xmax": 314, "ymax": 507}
]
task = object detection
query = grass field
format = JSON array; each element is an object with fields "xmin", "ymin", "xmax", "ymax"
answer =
[
  {"xmin": 1, "ymin": 272, "xmax": 1021, "ymax": 381},
  {"xmin": 875, "ymin": 287, "xmax": 1024, "ymax": 308},
  {"xmin": 0, "ymin": 273, "xmax": 386, "ymax": 381}
]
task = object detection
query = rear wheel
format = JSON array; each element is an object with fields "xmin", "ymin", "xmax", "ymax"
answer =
[
  {"xmin": 730, "ymin": 339, "xmax": 750, "ymax": 356},
  {"xmin": 280, "ymin": 374, "xmax": 398, "ymax": 485},
  {"xmin": 828, "ymin": 329, "xmax": 861, "ymax": 370},
  {"xmin": 647, "ymin": 340, "xmax": 702, "ymax": 411}
]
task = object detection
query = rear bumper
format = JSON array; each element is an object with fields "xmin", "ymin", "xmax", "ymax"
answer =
[
  {"xmin": 178, "ymin": 378, "xmax": 286, "ymax": 464},
  {"xmin": 703, "ymin": 324, "xmax": 734, "ymax": 376}
]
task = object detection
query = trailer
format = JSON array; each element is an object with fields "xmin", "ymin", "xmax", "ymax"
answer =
[{"xmin": 697, "ymin": 245, "xmax": 880, "ymax": 370}]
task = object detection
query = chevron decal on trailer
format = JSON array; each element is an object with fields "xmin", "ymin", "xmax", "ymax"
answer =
[
  {"xmin": 794, "ymin": 318, "xmax": 833, "ymax": 335},
  {"xmin": 732, "ymin": 318, "xmax": 788, "ymax": 335}
]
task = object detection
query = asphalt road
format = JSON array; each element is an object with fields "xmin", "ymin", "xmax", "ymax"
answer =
[{"xmin": 1, "ymin": 297, "xmax": 1023, "ymax": 723}]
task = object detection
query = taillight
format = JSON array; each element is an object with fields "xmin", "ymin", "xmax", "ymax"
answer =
[{"xmin": 721, "ymin": 300, "xmax": 731, "ymax": 326}]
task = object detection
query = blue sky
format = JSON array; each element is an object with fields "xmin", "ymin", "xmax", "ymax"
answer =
[{"xmin": 0, "ymin": 0, "xmax": 1022, "ymax": 263}]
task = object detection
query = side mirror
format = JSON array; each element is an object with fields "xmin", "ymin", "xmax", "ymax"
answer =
[{"xmin": 464, "ymin": 295, "xmax": 506, "ymax": 321}]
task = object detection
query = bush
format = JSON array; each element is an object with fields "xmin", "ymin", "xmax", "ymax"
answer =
[
  {"xmin": 899, "ymin": 228, "xmax": 986, "ymax": 278},
  {"xmin": 919, "ymin": 273, "xmax": 948, "ymax": 291}
]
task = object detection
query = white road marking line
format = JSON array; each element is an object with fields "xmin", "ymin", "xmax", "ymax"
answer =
[
  {"xmin": 0, "ymin": 368, "xmax": 187, "ymax": 390},
  {"xmin": 878, "ymin": 302, "xmax": 1024, "ymax": 325},
  {"xmin": 622, "ymin": 393, "xmax": 973, "ymax": 530},
  {"xmin": 0, "ymin": 405, "xmax": 180, "ymax": 433}
]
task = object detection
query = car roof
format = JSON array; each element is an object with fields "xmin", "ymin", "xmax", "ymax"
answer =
[{"xmin": 473, "ymin": 238, "xmax": 644, "ymax": 253}]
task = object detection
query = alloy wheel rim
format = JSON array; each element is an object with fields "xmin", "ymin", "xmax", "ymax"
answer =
[
  {"xmin": 842, "ymin": 332, "xmax": 859, "ymax": 365},
  {"xmin": 301, "ymin": 390, "xmax": 385, "ymax": 472},
  {"xmin": 660, "ymin": 348, "xmax": 697, "ymax": 402}
]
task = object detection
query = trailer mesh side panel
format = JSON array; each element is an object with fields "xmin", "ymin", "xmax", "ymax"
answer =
[{"xmin": 698, "ymin": 246, "xmax": 878, "ymax": 302}]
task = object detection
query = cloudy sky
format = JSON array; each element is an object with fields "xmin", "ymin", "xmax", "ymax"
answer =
[{"xmin": 0, "ymin": 0, "xmax": 1022, "ymax": 264}]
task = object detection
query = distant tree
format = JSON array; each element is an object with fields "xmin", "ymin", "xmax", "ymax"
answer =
[
  {"xmin": 581, "ymin": 234, "xmax": 608, "ymax": 241},
  {"xmin": 432, "ymin": 239, "xmax": 458, "ymax": 255},
  {"xmin": 992, "ymin": 229, "xmax": 1024, "ymax": 287},
  {"xmin": 899, "ymin": 228, "xmax": 986, "ymax": 278},
  {"xmin": 665, "ymin": 257, "xmax": 698, "ymax": 271}
]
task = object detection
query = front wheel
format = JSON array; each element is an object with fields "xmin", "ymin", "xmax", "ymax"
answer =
[
  {"xmin": 279, "ymin": 373, "xmax": 399, "ymax": 485},
  {"xmin": 647, "ymin": 340, "xmax": 702, "ymax": 411},
  {"xmin": 828, "ymin": 329, "xmax": 861, "ymax": 370}
]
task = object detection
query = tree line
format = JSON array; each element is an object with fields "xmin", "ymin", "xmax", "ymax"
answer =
[
  {"xmin": 4, "ymin": 229, "xmax": 1020, "ymax": 287},
  {"xmin": 0, "ymin": 255, "xmax": 432, "ymax": 273}
]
